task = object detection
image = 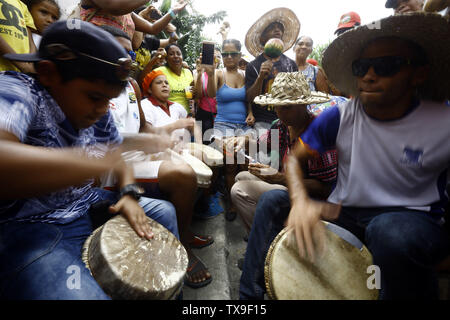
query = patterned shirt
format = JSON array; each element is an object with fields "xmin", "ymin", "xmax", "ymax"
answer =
[
  {"xmin": 258, "ymin": 118, "xmax": 338, "ymax": 183},
  {"xmin": 0, "ymin": 72, "xmax": 122, "ymax": 224}
]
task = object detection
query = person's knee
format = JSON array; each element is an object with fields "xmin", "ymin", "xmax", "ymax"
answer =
[
  {"xmin": 159, "ymin": 160, "xmax": 197, "ymax": 190},
  {"xmin": 235, "ymin": 171, "xmax": 255, "ymax": 182},
  {"xmin": 256, "ymin": 189, "xmax": 290, "ymax": 213},
  {"xmin": 366, "ymin": 213, "xmax": 425, "ymax": 260},
  {"xmin": 231, "ymin": 181, "xmax": 246, "ymax": 202}
]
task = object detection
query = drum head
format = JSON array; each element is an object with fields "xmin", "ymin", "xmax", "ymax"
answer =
[
  {"xmin": 187, "ymin": 143, "xmax": 223, "ymax": 167},
  {"xmin": 264, "ymin": 223, "xmax": 378, "ymax": 300},
  {"xmin": 83, "ymin": 215, "xmax": 188, "ymax": 300}
]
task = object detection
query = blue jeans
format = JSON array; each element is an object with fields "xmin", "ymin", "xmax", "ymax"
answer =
[
  {"xmin": 239, "ymin": 189, "xmax": 450, "ymax": 300},
  {"xmin": 0, "ymin": 188, "xmax": 178, "ymax": 300}
]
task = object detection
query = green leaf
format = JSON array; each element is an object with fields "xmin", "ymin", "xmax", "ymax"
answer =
[{"xmin": 159, "ymin": 0, "xmax": 172, "ymax": 13}]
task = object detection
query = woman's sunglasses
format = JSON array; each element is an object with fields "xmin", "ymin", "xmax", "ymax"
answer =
[
  {"xmin": 221, "ymin": 51, "xmax": 240, "ymax": 58},
  {"xmin": 352, "ymin": 56, "xmax": 416, "ymax": 77}
]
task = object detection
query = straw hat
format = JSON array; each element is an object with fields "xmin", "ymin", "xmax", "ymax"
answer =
[
  {"xmin": 322, "ymin": 12, "xmax": 450, "ymax": 102},
  {"xmin": 424, "ymin": 0, "xmax": 450, "ymax": 12},
  {"xmin": 245, "ymin": 8, "xmax": 300, "ymax": 57},
  {"xmin": 254, "ymin": 72, "xmax": 330, "ymax": 106}
]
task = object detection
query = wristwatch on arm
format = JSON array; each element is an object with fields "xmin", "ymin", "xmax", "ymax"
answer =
[{"xmin": 119, "ymin": 183, "xmax": 145, "ymax": 200}]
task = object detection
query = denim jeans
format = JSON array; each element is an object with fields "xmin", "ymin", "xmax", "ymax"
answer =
[
  {"xmin": 239, "ymin": 189, "xmax": 450, "ymax": 300},
  {"xmin": 0, "ymin": 188, "xmax": 178, "ymax": 300}
]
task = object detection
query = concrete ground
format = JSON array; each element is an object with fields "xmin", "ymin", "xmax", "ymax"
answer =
[{"xmin": 183, "ymin": 195, "xmax": 248, "ymax": 300}]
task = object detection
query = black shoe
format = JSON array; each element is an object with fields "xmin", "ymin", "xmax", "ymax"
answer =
[{"xmin": 243, "ymin": 234, "xmax": 248, "ymax": 242}]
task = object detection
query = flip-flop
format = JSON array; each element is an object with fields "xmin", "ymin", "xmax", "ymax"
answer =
[
  {"xmin": 184, "ymin": 256, "xmax": 212, "ymax": 289},
  {"xmin": 189, "ymin": 234, "xmax": 214, "ymax": 249}
]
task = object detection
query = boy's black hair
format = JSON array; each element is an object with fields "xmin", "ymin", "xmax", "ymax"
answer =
[{"xmin": 22, "ymin": 0, "xmax": 61, "ymax": 17}]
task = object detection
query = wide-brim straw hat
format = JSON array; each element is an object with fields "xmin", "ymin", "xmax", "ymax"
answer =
[
  {"xmin": 254, "ymin": 72, "xmax": 330, "ymax": 106},
  {"xmin": 245, "ymin": 8, "xmax": 300, "ymax": 57},
  {"xmin": 424, "ymin": 0, "xmax": 450, "ymax": 12},
  {"xmin": 322, "ymin": 12, "xmax": 450, "ymax": 102}
]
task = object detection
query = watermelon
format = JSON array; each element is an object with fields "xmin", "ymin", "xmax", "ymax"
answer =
[{"xmin": 264, "ymin": 38, "xmax": 284, "ymax": 58}]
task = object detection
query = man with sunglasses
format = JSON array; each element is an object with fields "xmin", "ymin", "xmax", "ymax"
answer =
[
  {"xmin": 238, "ymin": 13, "xmax": 450, "ymax": 300},
  {"xmin": 283, "ymin": 13, "xmax": 450, "ymax": 299},
  {"xmin": 0, "ymin": 20, "xmax": 180, "ymax": 299}
]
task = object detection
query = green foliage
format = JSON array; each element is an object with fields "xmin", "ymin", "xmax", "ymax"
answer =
[
  {"xmin": 308, "ymin": 41, "xmax": 331, "ymax": 67},
  {"xmin": 157, "ymin": 1, "xmax": 226, "ymax": 67}
]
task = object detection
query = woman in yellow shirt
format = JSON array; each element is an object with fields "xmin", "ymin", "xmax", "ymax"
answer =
[{"xmin": 155, "ymin": 43, "xmax": 194, "ymax": 114}]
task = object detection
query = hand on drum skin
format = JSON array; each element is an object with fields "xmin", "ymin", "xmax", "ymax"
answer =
[
  {"xmin": 109, "ymin": 196, "xmax": 154, "ymax": 240},
  {"xmin": 285, "ymin": 199, "xmax": 341, "ymax": 262}
]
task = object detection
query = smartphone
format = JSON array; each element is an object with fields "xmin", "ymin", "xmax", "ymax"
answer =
[{"xmin": 201, "ymin": 41, "xmax": 215, "ymax": 65}]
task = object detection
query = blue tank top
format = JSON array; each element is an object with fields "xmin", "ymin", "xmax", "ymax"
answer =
[{"xmin": 215, "ymin": 70, "xmax": 247, "ymax": 124}]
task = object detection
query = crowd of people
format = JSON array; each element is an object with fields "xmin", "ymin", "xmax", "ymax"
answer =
[{"xmin": 0, "ymin": 0, "xmax": 449, "ymax": 300}]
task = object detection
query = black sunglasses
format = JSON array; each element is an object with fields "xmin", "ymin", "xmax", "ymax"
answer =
[
  {"xmin": 221, "ymin": 51, "xmax": 240, "ymax": 58},
  {"xmin": 352, "ymin": 56, "xmax": 415, "ymax": 77},
  {"xmin": 45, "ymin": 43, "xmax": 133, "ymax": 81}
]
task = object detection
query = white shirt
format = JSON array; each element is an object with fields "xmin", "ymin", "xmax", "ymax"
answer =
[
  {"xmin": 109, "ymin": 82, "xmax": 140, "ymax": 134},
  {"xmin": 302, "ymin": 98, "xmax": 450, "ymax": 214},
  {"xmin": 141, "ymin": 98, "xmax": 189, "ymax": 141}
]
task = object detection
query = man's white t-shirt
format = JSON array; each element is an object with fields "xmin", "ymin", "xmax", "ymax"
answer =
[{"xmin": 301, "ymin": 98, "xmax": 450, "ymax": 215}]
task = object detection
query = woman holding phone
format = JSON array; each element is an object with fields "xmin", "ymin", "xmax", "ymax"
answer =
[{"xmin": 202, "ymin": 39, "xmax": 255, "ymax": 221}]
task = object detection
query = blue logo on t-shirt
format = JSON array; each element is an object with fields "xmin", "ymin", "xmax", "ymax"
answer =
[{"xmin": 401, "ymin": 147, "xmax": 423, "ymax": 167}]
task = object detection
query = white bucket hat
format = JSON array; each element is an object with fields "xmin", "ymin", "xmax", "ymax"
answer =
[{"xmin": 254, "ymin": 72, "xmax": 330, "ymax": 106}]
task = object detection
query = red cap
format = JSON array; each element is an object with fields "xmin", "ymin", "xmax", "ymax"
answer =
[
  {"xmin": 335, "ymin": 12, "xmax": 361, "ymax": 34},
  {"xmin": 307, "ymin": 58, "xmax": 318, "ymax": 66}
]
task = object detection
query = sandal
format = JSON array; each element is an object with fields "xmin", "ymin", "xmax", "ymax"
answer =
[
  {"xmin": 189, "ymin": 234, "xmax": 214, "ymax": 249},
  {"xmin": 184, "ymin": 255, "xmax": 212, "ymax": 289}
]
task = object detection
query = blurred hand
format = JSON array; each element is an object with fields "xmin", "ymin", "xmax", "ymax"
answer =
[
  {"xmin": 286, "ymin": 198, "xmax": 341, "ymax": 262},
  {"xmin": 176, "ymin": 117, "xmax": 195, "ymax": 131},
  {"xmin": 172, "ymin": 0, "xmax": 188, "ymax": 14}
]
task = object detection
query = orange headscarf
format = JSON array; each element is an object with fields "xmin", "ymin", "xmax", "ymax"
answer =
[{"xmin": 142, "ymin": 70, "xmax": 165, "ymax": 96}]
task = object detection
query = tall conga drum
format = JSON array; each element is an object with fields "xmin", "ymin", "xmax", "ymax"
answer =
[
  {"xmin": 264, "ymin": 222, "xmax": 379, "ymax": 300},
  {"xmin": 82, "ymin": 215, "xmax": 188, "ymax": 300}
]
